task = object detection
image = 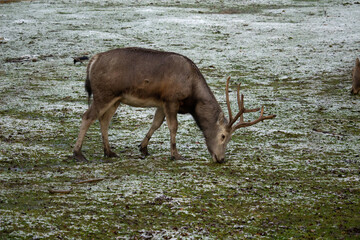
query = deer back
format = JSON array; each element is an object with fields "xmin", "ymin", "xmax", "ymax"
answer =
[{"xmin": 87, "ymin": 48, "xmax": 216, "ymax": 110}]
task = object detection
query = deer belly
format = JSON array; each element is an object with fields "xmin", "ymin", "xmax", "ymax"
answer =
[{"xmin": 121, "ymin": 94, "xmax": 162, "ymax": 108}]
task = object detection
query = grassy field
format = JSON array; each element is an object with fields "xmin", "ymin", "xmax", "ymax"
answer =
[{"xmin": 1, "ymin": 0, "xmax": 360, "ymax": 239}]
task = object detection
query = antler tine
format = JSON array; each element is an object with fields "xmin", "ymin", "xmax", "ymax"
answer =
[
  {"xmin": 225, "ymin": 76, "xmax": 233, "ymax": 122},
  {"xmin": 233, "ymin": 106, "xmax": 276, "ymax": 130},
  {"xmin": 236, "ymin": 84, "xmax": 244, "ymax": 122},
  {"xmin": 227, "ymin": 78, "xmax": 276, "ymax": 129},
  {"xmin": 228, "ymin": 83, "xmax": 245, "ymax": 127},
  {"xmin": 229, "ymin": 83, "xmax": 259, "ymax": 127},
  {"xmin": 237, "ymin": 84, "xmax": 260, "ymax": 113}
]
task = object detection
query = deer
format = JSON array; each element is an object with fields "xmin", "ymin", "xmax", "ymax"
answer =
[
  {"xmin": 351, "ymin": 58, "xmax": 360, "ymax": 95},
  {"xmin": 73, "ymin": 47, "xmax": 276, "ymax": 163}
]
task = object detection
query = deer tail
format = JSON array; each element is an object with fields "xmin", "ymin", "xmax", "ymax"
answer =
[
  {"xmin": 85, "ymin": 55, "xmax": 97, "ymax": 106},
  {"xmin": 85, "ymin": 74, "xmax": 92, "ymax": 106}
]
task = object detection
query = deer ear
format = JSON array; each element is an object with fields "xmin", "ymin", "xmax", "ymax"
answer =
[
  {"xmin": 356, "ymin": 58, "xmax": 360, "ymax": 67},
  {"xmin": 217, "ymin": 112, "xmax": 225, "ymax": 124}
]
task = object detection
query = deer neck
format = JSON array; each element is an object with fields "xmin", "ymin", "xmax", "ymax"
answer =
[{"xmin": 192, "ymin": 95, "xmax": 223, "ymax": 138}]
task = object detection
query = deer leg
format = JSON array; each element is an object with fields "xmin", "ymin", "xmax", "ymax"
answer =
[
  {"xmin": 139, "ymin": 108, "xmax": 165, "ymax": 156},
  {"xmin": 73, "ymin": 105, "xmax": 98, "ymax": 162},
  {"xmin": 99, "ymin": 101, "xmax": 121, "ymax": 158},
  {"xmin": 164, "ymin": 103, "xmax": 184, "ymax": 160}
]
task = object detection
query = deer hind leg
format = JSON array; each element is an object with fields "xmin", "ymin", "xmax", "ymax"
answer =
[
  {"xmin": 73, "ymin": 104, "xmax": 98, "ymax": 162},
  {"xmin": 139, "ymin": 108, "xmax": 165, "ymax": 156},
  {"xmin": 164, "ymin": 103, "xmax": 184, "ymax": 160},
  {"xmin": 99, "ymin": 100, "xmax": 121, "ymax": 158}
]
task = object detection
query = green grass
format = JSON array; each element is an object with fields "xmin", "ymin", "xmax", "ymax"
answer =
[
  {"xmin": 1, "ymin": 65, "xmax": 359, "ymax": 239},
  {"xmin": 1, "ymin": 0, "xmax": 360, "ymax": 238}
]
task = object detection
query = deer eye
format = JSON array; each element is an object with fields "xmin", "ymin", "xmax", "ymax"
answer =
[{"xmin": 221, "ymin": 134, "xmax": 226, "ymax": 141}]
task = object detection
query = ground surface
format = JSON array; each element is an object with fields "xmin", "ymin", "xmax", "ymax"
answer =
[{"xmin": 1, "ymin": 0, "xmax": 360, "ymax": 239}]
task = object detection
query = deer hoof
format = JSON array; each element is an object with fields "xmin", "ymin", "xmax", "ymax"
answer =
[
  {"xmin": 73, "ymin": 151, "xmax": 88, "ymax": 162},
  {"xmin": 104, "ymin": 150, "xmax": 118, "ymax": 158},
  {"xmin": 171, "ymin": 154, "xmax": 185, "ymax": 161},
  {"xmin": 139, "ymin": 146, "xmax": 149, "ymax": 156}
]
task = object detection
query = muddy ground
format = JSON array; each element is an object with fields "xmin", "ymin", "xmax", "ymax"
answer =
[{"xmin": 1, "ymin": 0, "xmax": 360, "ymax": 239}]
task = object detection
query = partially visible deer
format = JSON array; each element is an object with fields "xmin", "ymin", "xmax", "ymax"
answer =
[
  {"xmin": 73, "ymin": 47, "xmax": 276, "ymax": 163},
  {"xmin": 351, "ymin": 58, "xmax": 360, "ymax": 95}
]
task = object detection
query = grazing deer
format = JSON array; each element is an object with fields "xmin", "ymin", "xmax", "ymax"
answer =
[
  {"xmin": 351, "ymin": 58, "xmax": 360, "ymax": 95},
  {"xmin": 73, "ymin": 47, "xmax": 276, "ymax": 163}
]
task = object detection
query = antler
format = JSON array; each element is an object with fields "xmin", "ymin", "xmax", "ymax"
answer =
[
  {"xmin": 225, "ymin": 76, "xmax": 276, "ymax": 130},
  {"xmin": 225, "ymin": 76, "xmax": 233, "ymax": 122}
]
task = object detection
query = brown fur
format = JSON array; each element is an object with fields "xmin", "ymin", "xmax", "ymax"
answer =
[
  {"xmin": 351, "ymin": 58, "xmax": 360, "ymax": 95},
  {"xmin": 73, "ymin": 48, "xmax": 227, "ymax": 162}
]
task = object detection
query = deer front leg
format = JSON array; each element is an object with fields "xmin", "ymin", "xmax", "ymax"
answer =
[
  {"xmin": 164, "ymin": 103, "xmax": 184, "ymax": 160},
  {"xmin": 139, "ymin": 108, "xmax": 165, "ymax": 156}
]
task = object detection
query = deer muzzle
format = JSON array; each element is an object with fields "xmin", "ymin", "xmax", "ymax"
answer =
[{"xmin": 213, "ymin": 154, "xmax": 226, "ymax": 164}]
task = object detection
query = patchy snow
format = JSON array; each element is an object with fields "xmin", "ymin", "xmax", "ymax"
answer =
[{"xmin": 1, "ymin": 0, "xmax": 360, "ymax": 239}]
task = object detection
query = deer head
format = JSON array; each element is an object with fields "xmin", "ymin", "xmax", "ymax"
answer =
[{"xmin": 209, "ymin": 77, "xmax": 276, "ymax": 163}]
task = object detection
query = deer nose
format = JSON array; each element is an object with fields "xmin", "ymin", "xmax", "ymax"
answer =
[
  {"xmin": 212, "ymin": 154, "xmax": 226, "ymax": 163},
  {"xmin": 218, "ymin": 158, "xmax": 225, "ymax": 163},
  {"xmin": 216, "ymin": 156, "xmax": 225, "ymax": 164}
]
